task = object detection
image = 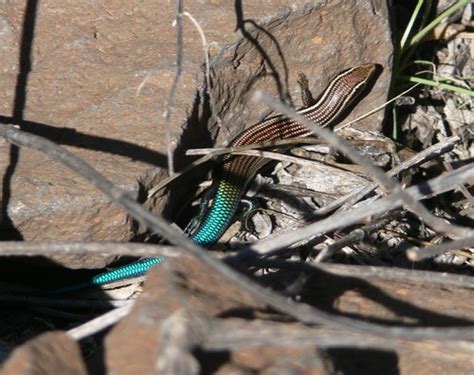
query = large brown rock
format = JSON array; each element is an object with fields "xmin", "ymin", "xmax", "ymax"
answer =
[
  {"xmin": 105, "ymin": 251, "xmax": 268, "ymax": 374},
  {"xmin": 1, "ymin": 332, "xmax": 87, "ymax": 375},
  {"xmin": 103, "ymin": 251, "xmax": 474, "ymax": 374},
  {"xmin": 0, "ymin": 0, "xmax": 391, "ymax": 268}
]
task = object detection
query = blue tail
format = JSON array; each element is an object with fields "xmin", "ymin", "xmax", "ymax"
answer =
[
  {"xmin": 56, "ymin": 170, "xmax": 245, "ymax": 292},
  {"xmin": 53, "ymin": 257, "xmax": 165, "ymax": 293},
  {"xmin": 71, "ymin": 173, "xmax": 244, "ymax": 291},
  {"xmin": 90, "ymin": 257, "xmax": 164, "ymax": 285}
]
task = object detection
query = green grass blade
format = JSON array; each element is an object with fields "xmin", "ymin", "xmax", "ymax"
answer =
[
  {"xmin": 400, "ymin": 0, "xmax": 425, "ymax": 51},
  {"xmin": 408, "ymin": 0, "xmax": 469, "ymax": 48},
  {"xmin": 401, "ymin": 75, "xmax": 474, "ymax": 96}
]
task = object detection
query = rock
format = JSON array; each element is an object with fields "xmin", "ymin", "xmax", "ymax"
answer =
[
  {"xmin": 231, "ymin": 346, "xmax": 331, "ymax": 374},
  {"xmin": 0, "ymin": 0, "xmax": 391, "ymax": 268},
  {"xmin": 103, "ymin": 254, "xmax": 474, "ymax": 373},
  {"xmin": 1, "ymin": 332, "xmax": 87, "ymax": 375},
  {"xmin": 104, "ymin": 251, "xmax": 267, "ymax": 374}
]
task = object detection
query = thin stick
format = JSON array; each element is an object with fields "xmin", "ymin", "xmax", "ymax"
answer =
[
  {"xmin": 68, "ymin": 304, "xmax": 134, "ymax": 340},
  {"xmin": 184, "ymin": 137, "xmax": 322, "ymax": 155},
  {"xmin": 443, "ymin": 160, "xmax": 474, "ymax": 205},
  {"xmin": 407, "ymin": 236, "xmax": 474, "ymax": 261},
  {"xmin": 147, "ymin": 137, "xmax": 320, "ymax": 199},
  {"xmin": 0, "ymin": 241, "xmax": 179, "ymax": 258},
  {"xmin": 0, "ymin": 294, "xmax": 130, "ymax": 309},
  {"xmin": 204, "ymin": 318, "xmax": 474, "ymax": 352},
  {"xmin": 183, "ymin": 11, "xmax": 222, "ymax": 127},
  {"xmin": 163, "ymin": 0, "xmax": 185, "ymax": 175},
  {"xmin": 314, "ymin": 215, "xmax": 397, "ymax": 262},
  {"xmin": 188, "ymin": 149, "xmax": 334, "ymax": 169},
  {"xmin": 334, "ymin": 83, "xmax": 421, "ymax": 131}
]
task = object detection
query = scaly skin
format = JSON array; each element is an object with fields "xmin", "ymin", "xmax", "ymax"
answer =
[{"xmin": 58, "ymin": 63, "xmax": 377, "ymax": 292}]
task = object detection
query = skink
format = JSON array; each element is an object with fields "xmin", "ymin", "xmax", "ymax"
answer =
[{"xmin": 62, "ymin": 63, "xmax": 377, "ymax": 291}]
